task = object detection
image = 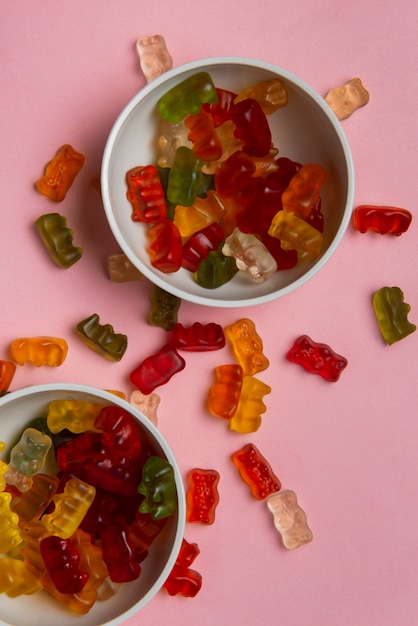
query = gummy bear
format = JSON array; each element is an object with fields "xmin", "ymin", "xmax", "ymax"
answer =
[
  {"xmin": 372, "ymin": 286, "xmax": 416, "ymax": 344},
  {"xmin": 0, "ymin": 492, "xmax": 23, "ymax": 553},
  {"xmin": 185, "ymin": 108, "xmax": 223, "ymax": 161},
  {"xmin": 0, "ymin": 557, "xmax": 42, "ymax": 597},
  {"xmin": 35, "ymin": 213, "xmax": 83, "ymax": 268},
  {"xmin": 0, "ymin": 360, "xmax": 16, "ymax": 393},
  {"xmin": 35, "ymin": 144, "xmax": 85, "ymax": 202},
  {"xmin": 193, "ymin": 244, "xmax": 238, "ymax": 289},
  {"xmin": 136, "ymin": 34, "xmax": 173, "ymax": 83},
  {"xmin": 174, "ymin": 190, "xmax": 224, "ymax": 237},
  {"xmin": 167, "ymin": 146, "xmax": 204, "ymax": 207},
  {"xmin": 229, "ymin": 98, "xmax": 272, "ymax": 157},
  {"xmin": 4, "ymin": 428, "xmax": 52, "ymax": 492},
  {"xmin": 72, "ymin": 528, "xmax": 109, "ymax": 592},
  {"xmin": 224, "ymin": 318, "xmax": 269, "ymax": 375},
  {"xmin": 126, "ymin": 164, "xmax": 167, "ymax": 223},
  {"xmin": 100, "ymin": 523, "xmax": 141, "ymax": 583},
  {"xmin": 148, "ymin": 285, "xmax": 181, "ymax": 330},
  {"xmin": 47, "ymin": 400, "xmax": 103, "ymax": 434},
  {"xmin": 282, "ymin": 163, "xmax": 327, "ymax": 219},
  {"xmin": 11, "ymin": 473, "xmax": 59, "ymax": 524},
  {"xmin": 234, "ymin": 78, "xmax": 288, "ymax": 114},
  {"xmin": 222, "ymin": 227, "xmax": 277, "ymax": 283},
  {"xmin": 268, "ymin": 210, "xmax": 323, "ymax": 261},
  {"xmin": 229, "ymin": 375, "xmax": 271, "ymax": 434},
  {"xmin": 138, "ymin": 456, "xmax": 177, "ymax": 520},
  {"xmin": 40, "ymin": 535, "xmax": 89, "ymax": 594},
  {"xmin": 324, "ymin": 78, "xmax": 369, "ymax": 120},
  {"xmin": 76, "ymin": 313, "xmax": 128, "ymax": 361},
  {"xmin": 94, "ymin": 405, "xmax": 142, "ymax": 463},
  {"xmin": 130, "ymin": 389, "xmax": 160, "ymax": 426},
  {"xmin": 207, "ymin": 363, "xmax": 244, "ymax": 419},
  {"xmin": 163, "ymin": 538, "xmax": 202, "ymax": 597},
  {"xmin": 231, "ymin": 443, "xmax": 281, "ymax": 500},
  {"xmin": 169, "ymin": 322, "xmax": 225, "ymax": 351},
  {"xmin": 182, "ymin": 222, "xmax": 225, "ymax": 272},
  {"xmin": 158, "ymin": 72, "xmax": 218, "ymax": 123},
  {"xmin": 129, "ymin": 344, "xmax": 186, "ymax": 394},
  {"xmin": 155, "ymin": 118, "xmax": 190, "ymax": 168},
  {"xmin": 352, "ymin": 205, "xmax": 413, "ymax": 236},
  {"xmin": 11, "ymin": 336, "xmax": 68, "ymax": 367},
  {"xmin": 286, "ymin": 335, "xmax": 348, "ymax": 382},
  {"xmin": 147, "ymin": 219, "xmax": 183, "ymax": 273},
  {"xmin": 42, "ymin": 478, "xmax": 96, "ymax": 539},
  {"xmin": 186, "ymin": 468, "xmax": 220, "ymax": 524},
  {"xmin": 266, "ymin": 490, "xmax": 313, "ymax": 550}
]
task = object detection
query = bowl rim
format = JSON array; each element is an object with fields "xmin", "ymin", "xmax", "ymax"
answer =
[
  {"xmin": 0, "ymin": 382, "xmax": 186, "ymax": 625},
  {"xmin": 101, "ymin": 56, "xmax": 355, "ymax": 308}
]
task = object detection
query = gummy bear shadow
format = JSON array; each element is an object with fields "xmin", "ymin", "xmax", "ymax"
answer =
[
  {"xmin": 69, "ymin": 162, "xmax": 122, "ymax": 273},
  {"xmin": 59, "ymin": 76, "xmax": 150, "ymax": 276}
]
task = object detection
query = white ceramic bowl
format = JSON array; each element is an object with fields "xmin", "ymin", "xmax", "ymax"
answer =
[
  {"xmin": 0, "ymin": 383, "xmax": 185, "ymax": 626},
  {"xmin": 101, "ymin": 56, "xmax": 354, "ymax": 307}
]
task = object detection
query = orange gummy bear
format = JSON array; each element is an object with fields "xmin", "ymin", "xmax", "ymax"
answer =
[{"xmin": 35, "ymin": 144, "xmax": 85, "ymax": 202}]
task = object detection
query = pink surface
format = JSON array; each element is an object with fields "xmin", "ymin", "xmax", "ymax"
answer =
[{"xmin": 1, "ymin": 1, "xmax": 417, "ymax": 625}]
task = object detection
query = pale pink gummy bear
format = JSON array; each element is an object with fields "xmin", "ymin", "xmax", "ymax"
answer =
[
  {"xmin": 266, "ymin": 490, "xmax": 313, "ymax": 550},
  {"xmin": 324, "ymin": 78, "xmax": 369, "ymax": 120},
  {"xmin": 136, "ymin": 34, "xmax": 173, "ymax": 83},
  {"xmin": 130, "ymin": 389, "xmax": 160, "ymax": 427}
]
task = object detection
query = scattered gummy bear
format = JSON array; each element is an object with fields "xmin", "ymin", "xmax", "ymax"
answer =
[
  {"xmin": 147, "ymin": 285, "xmax": 182, "ymax": 330},
  {"xmin": 35, "ymin": 144, "xmax": 85, "ymax": 202},
  {"xmin": 186, "ymin": 468, "xmax": 220, "ymax": 524},
  {"xmin": 324, "ymin": 78, "xmax": 369, "ymax": 120},
  {"xmin": 352, "ymin": 205, "xmax": 412, "ymax": 236},
  {"xmin": 231, "ymin": 443, "xmax": 281, "ymax": 500},
  {"xmin": 130, "ymin": 389, "xmax": 160, "ymax": 426},
  {"xmin": 129, "ymin": 344, "xmax": 186, "ymax": 394},
  {"xmin": 225, "ymin": 318, "xmax": 269, "ymax": 376},
  {"xmin": 266, "ymin": 490, "xmax": 313, "ymax": 550},
  {"xmin": 75, "ymin": 314, "xmax": 128, "ymax": 362},
  {"xmin": 136, "ymin": 34, "xmax": 173, "ymax": 83},
  {"xmin": 168, "ymin": 322, "xmax": 225, "ymax": 351},
  {"xmin": 229, "ymin": 375, "xmax": 271, "ymax": 434},
  {"xmin": 10, "ymin": 337, "xmax": 68, "ymax": 367},
  {"xmin": 163, "ymin": 538, "xmax": 202, "ymax": 597},
  {"xmin": 372, "ymin": 286, "xmax": 416, "ymax": 344},
  {"xmin": 207, "ymin": 363, "xmax": 244, "ymax": 419},
  {"xmin": 34, "ymin": 213, "xmax": 82, "ymax": 269},
  {"xmin": 286, "ymin": 335, "xmax": 348, "ymax": 382}
]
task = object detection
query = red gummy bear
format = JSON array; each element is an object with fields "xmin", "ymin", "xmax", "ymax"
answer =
[{"xmin": 286, "ymin": 335, "xmax": 348, "ymax": 382}]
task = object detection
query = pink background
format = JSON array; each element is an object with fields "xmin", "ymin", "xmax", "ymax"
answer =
[{"xmin": 1, "ymin": 1, "xmax": 417, "ymax": 625}]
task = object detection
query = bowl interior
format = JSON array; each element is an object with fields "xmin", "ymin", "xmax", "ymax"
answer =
[
  {"xmin": 102, "ymin": 57, "xmax": 354, "ymax": 307},
  {"xmin": 0, "ymin": 384, "xmax": 185, "ymax": 626}
]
